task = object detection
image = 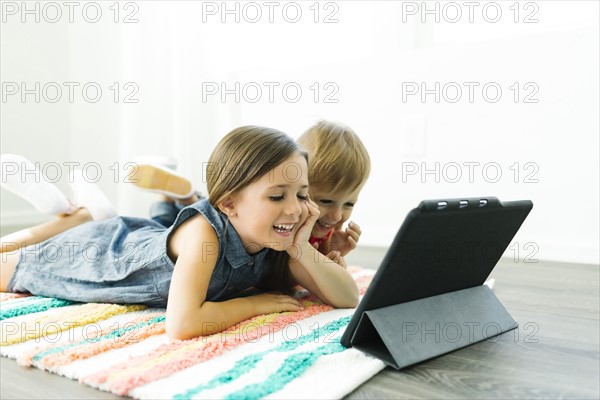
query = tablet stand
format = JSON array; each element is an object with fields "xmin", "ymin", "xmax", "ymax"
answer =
[{"xmin": 349, "ymin": 285, "xmax": 517, "ymax": 369}]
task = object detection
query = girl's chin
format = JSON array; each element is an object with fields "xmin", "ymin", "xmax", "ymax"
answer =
[{"xmin": 266, "ymin": 238, "xmax": 296, "ymax": 252}]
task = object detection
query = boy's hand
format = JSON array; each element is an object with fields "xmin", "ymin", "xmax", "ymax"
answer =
[{"xmin": 324, "ymin": 221, "xmax": 361, "ymax": 257}]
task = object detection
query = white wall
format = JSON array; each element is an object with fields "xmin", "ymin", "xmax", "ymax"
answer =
[
  {"xmin": 1, "ymin": 1, "xmax": 598, "ymax": 264},
  {"xmin": 1, "ymin": 4, "xmax": 123, "ymax": 226},
  {"xmin": 1, "ymin": 14, "xmax": 72, "ymax": 226}
]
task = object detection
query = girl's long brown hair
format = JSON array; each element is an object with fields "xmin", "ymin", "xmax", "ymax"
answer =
[{"xmin": 206, "ymin": 126, "xmax": 307, "ymax": 294}]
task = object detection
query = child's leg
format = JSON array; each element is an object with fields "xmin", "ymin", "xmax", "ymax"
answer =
[
  {"xmin": 149, "ymin": 198, "xmax": 181, "ymax": 228},
  {"xmin": 130, "ymin": 162, "xmax": 201, "ymax": 227},
  {"xmin": 1, "ymin": 251, "xmax": 20, "ymax": 291},
  {"xmin": 176, "ymin": 193, "xmax": 201, "ymax": 206},
  {"xmin": 70, "ymin": 169, "xmax": 117, "ymax": 221},
  {"xmin": 0, "ymin": 208, "xmax": 92, "ymax": 291},
  {"xmin": 1, "ymin": 154, "xmax": 116, "ymax": 221},
  {"xmin": 148, "ymin": 194, "xmax": 202, "ymax": 227},
  {"xmin": 0, "ymin": 208, "xmax": 92, "ymax": 253}
]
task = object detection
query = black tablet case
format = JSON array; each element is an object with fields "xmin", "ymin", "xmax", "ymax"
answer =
[{"xmin": 340, "ymin": 197, "xmax": 533, "ymax": 369}]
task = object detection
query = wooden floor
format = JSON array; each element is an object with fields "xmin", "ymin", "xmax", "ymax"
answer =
[{"xmin": 1, "ymin": 249, "xmax": 599, "ymax": 399}]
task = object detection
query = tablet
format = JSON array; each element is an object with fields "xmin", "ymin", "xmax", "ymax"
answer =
[{"xmin": 340, "ymin": 196, "xmax": 533, "ymax": 349}]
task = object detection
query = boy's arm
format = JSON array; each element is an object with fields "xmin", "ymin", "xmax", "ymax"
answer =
[{"xmin": 166, "ymin": 215, "xmax": 302, "ymax": 340}]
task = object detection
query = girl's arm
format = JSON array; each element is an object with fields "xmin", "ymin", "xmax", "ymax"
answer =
[
  {"xmin": 288, "ymin": 199, "xmax": 359, "ymax": 308},
  {"xmin": 166, "ymin": 215, "xmax": 303, "ymax": 340},
  {"xmin": 322, "ymin": 250, "xmax": 347, "ymax": 268}
]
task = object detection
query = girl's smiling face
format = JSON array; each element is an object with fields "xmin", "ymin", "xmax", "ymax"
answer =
[
  {"xmin": 309, "ymin": 184, "xmax": 363, "ymax": 238},
  {"xmin": 226, "ymin": 152, "xmax": 310, "ymax": 252}
]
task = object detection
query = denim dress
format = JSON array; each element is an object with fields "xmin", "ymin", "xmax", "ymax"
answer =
[{"xmin": 7, "ymin": 199, "xmax": 273, "ymax": 308}]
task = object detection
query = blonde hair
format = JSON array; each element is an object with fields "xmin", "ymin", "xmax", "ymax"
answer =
[
  {"xmin": 297, "ymin": 120, "xmax": 370, "ymax": 192},
  {"xmin": 207, "ymin": 126, "xmax": 308, "ymax": 209}
]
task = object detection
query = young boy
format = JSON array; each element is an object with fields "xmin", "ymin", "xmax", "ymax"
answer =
[
  {"xmin": 296, "ymin": 120, "xmax": 370, "ymax": 266},
  {"xmin": 130, "ymin": 120, "xmax": 371, "ymax": 266}
]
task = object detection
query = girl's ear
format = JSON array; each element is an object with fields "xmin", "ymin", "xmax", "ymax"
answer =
[{"xmin": 218, "ymin": 196, "xmax": 237, "ymax": 217}]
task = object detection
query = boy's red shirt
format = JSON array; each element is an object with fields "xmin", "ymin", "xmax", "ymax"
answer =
[{"xmin": 308, "ymin": 229, "xmax": 333, "ymax": 249}]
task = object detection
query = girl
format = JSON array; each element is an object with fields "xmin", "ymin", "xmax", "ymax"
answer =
[
  {"xmin": 0, "ymin": 126, "xmax": 359, "ymax": 340},
  {"xmin": 130, "ymin": 121, "xmax": 371, "ymax": 267}
]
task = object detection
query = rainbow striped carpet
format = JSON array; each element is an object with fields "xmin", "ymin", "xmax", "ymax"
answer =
[{"xmin": 0, "ymin": 267, "xmax": 385, "ymax": 399}]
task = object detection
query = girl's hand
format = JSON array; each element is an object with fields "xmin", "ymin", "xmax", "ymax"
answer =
[
  {"xmin": 250, "ymin": 293, "xmax": 304, "ymax": 315},
  {"xmin": 325, "ymin": 221, "xmax": 361, "ymax": 257},
  {"xmin": 287, "ymin": 196, "xmax": 320, "ymax": 258}
]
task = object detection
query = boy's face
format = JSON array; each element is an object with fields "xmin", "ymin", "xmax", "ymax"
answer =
[{"xmin": 309, "ymin": 184, "xmax": 363, "ymax": 238}]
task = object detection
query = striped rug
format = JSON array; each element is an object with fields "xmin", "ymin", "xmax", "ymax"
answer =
[{"xmin": 0, "ymin": 267, "xmax": 385, "ymax": 399}]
